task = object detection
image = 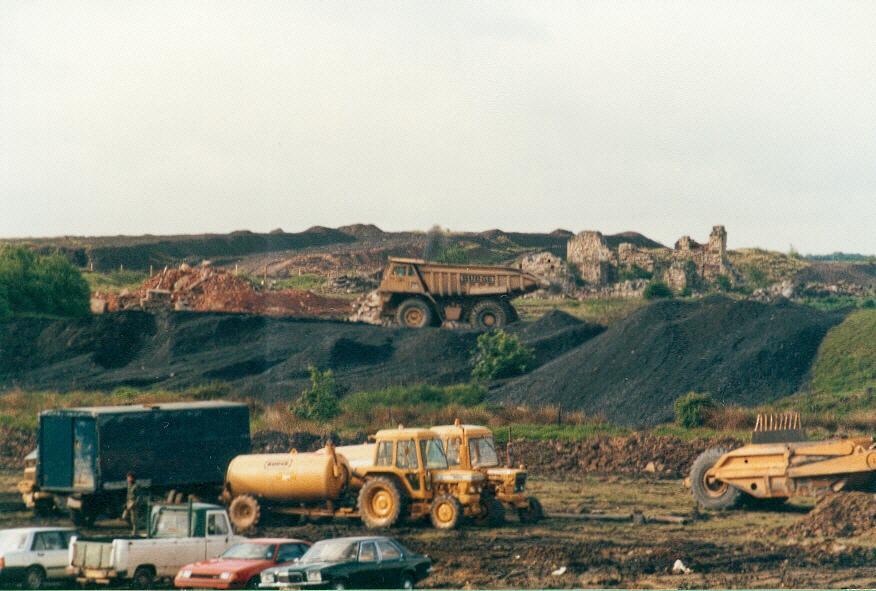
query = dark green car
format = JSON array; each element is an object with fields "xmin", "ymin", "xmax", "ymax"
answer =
[{"xmin": 258, "ymin": 536, "xmax": 431, "ymax": 590}]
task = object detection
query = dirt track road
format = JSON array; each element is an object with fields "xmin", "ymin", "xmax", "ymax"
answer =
[{"xmin": 2, "ymin": 471, "xmax": 875, "ymax": 589}]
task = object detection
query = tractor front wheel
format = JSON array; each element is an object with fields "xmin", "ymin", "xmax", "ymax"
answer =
[
  {"xmin": 430, "ymin": 494, "xmax": 462, "ymax": 530},
  {"xmin": 690, "ymin": 447, "xmax": 743, "ymax": 510}
]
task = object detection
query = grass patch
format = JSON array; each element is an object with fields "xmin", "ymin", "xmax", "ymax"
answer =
[
  {"xmin": 83, "ymin": 270, "xmax": 148, "ymax": 292},
  {"xmin": 514, "ymin": 296, "xmax": 645, "ymax": 325},
  {"xmin": 270, "ymin": 274, "xmax": 326, "ymax": 291},
  {"xmin": 810, "ymin": 309, "xmax": 876, "ymax": 394}
]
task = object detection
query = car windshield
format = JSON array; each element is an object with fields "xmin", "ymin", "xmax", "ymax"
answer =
[
  {"xmin": 0, "ymin": 531, "xmax": 28, "ymax": 553},
  {"xmin": 420, "ymin": 439, "xmax": 449, "ymax": 470},
  {"xmin": 299, "ymin": 540, "xmax": 358, "ymax": 564},
  {"xmin": 469, "ymin": 436, "xmax": 499, "ymax": 467},
  {"xmin": 221, "ymin": 543, "xmax": 275, "ymax": 560}
]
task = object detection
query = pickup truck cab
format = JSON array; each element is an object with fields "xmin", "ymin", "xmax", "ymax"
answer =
[
  {"xmin": 0, "ymin": 527, "xmax": 78, "ymax": 589},
  {"xmin": 68, "ymin": 502, "xmax": 243, "ymax": 588}
]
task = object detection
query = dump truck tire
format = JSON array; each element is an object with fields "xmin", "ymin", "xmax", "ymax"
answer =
[
  {"xmin": 518, "ymin": 497, "xmax": 544, "ymax": 523},
  {"xmin": 397, "ymin": 299, "xmax": 433, "ymax": 328},
  {"xmin": 430, "ymin": 494, "xmax": 462, "ymax": 530},
  {"xmin": 359, "ymin": 477, "xmax": 404, "ymax": 528},
  {"xmin": 229, "ymin": 494, "xmax": 261, "ymax": 532},
  {"xmin": 474, "ymin": 497, "xmax": 505, "ymax": 527},
  {"xmin": 470, "ymin": 299, "xmax": 507, "ymax": 329},
  {"xmin": 690, "ymin": 447, "xmax": 743, "ymax": 510}
]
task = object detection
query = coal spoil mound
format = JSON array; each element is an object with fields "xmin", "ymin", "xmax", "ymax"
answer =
[
  {"xmin": 509, "ymin": 310, "xmax": 604, "ymax": 367},
  {"xmin": 783, "ymin": 493, "xmax": 876, "ymax": 538},
  {"xmin": 494, "ymin": 297, "xmax": 845, "ymax": 427}
]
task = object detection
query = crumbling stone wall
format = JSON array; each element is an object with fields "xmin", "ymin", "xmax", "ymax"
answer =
[
  {"xmin": 517, "ymin": 251, "xmax": 574, "ymax": 294},
  {"xmin": 567, "ymin": 225, "xmax": 734, "ymax": 291}
]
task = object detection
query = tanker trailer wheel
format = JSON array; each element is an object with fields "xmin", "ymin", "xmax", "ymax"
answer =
[
  {"xmin": 358, "ymin": 477, "xmax": 404, "ymax": 528},
  {"xmin": 518, "ymin": 496, "xmax": 544, "ymax": 523},
  {"xmin": 396, "ymin": 299, "xmax": 433, "ymax": 328},
  {"xmin": 473, "ymin": 497, "xmax": 505, "ymax": 527},
  {"xmin": 429, "ymin": 494, "xmax": 462, "ymax": 530},
  {"xmin": 229, "ymin": 494, "xmax": 262, "ymax": 532},
  {"xmin": 690, "ymin": 447, "xmax": 742, "ymax": 510},
  {"xmin": 470, "ymin": 299, "xmax": 507, "ymax": 330}
]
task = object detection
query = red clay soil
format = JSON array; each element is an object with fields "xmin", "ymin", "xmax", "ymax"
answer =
[{"xmin": 98, "ymin": 265, "xmax": 351, "ymax": 318}]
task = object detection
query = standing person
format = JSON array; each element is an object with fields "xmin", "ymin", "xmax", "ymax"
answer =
[{"xmin": 122, "ymin": 472, "xmax": 144, "ymax": 534}]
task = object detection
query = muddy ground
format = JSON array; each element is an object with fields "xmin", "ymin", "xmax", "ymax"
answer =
[{"xmin": 4, "ymin": 471, "xmax": 876, "ymax": 590}]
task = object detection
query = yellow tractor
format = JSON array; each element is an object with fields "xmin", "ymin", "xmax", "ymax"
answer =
[
  {"xmin": 225, "ymin": 427, "xmax": 487, "ymax": 531},
  {"xmin": 431, "ymin": 420, "xmax": 543, "ymax": 524},
  {"xmin": 690, "ymin": 413, "xmax": 876, "ymax": 509}
]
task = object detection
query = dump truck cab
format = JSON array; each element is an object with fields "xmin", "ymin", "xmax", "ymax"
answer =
[
  {"xmin": 357, "ymin": 427, "xmax": 486, "ymax": 529},
  {"xmin": 431, "ymin": 421, "xmax": 543, "ymax": 523},
  {"xmin": 371, "ymin": 257, "xmax": 542, "ymax": 329}
]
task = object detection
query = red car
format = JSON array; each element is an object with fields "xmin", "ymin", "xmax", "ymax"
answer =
[{"xmin": 175, "ymin": 538, "xmax": 311, "ymax": 589}]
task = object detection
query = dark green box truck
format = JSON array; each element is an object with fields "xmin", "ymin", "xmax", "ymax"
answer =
[{"xmin": 26, "ymin": 401, "xmax": 250, "ymax": 526}]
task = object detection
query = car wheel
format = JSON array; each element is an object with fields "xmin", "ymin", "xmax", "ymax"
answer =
[
  {"xmin": 25, "ymin": 566, "xmax": 46, "ymax": 590},
  {"xmin": 246, "ymin": 576, "xmax": 261, "ymax": 589},
  {"xmin": 332, "ymin": 579, "xmax": 347, "ymax": 590},
  {"xmin": 132, "ymin": 566, "xmax": 155, "ymax": 589},
  {"xmin": 399, "ymin": 572, "xmax": 416, "ymax": 589}
]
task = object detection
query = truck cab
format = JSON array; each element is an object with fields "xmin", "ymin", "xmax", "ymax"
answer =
[
  {"xmin": 430, "ymin": 421, "xmax": 543, "ymax": 523},
  {"xmin": 68, "ymin": 503, "xmax": 242, "ymax": 588}
]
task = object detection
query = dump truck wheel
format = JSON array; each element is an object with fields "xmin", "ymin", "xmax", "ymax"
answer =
[
  {"xmin": 430, "ymin": 494, "xmax": 462, "ymax": 530},
  {"xmin": 359, "ymin": 477, "xmax": 404, "ymax": 528},
  {"xmin": 518, "ymin": 496, "xmax": 544, "ymax": 523},
  {"xmin": 397, "ymin": 299, "xmax": 433, "ymax": 328},
  {"xmin": 229, "ymin": 494, "xmax": 261, "ymax": 532},
  {"xmin": 474, "ymin": 497, "xmax": 505, "ymax": 527},
  {"xmin": 690, "ymin": 447, "xmax": 742, "ymax": 510},
  {"xmin": 470, "ymin": 300, "xmax": 507, "ymax": 330}
]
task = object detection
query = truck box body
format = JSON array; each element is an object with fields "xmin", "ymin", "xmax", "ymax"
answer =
[{"xmin": 38, "ymin": 401, "xmax": 250, "ymax": 494}]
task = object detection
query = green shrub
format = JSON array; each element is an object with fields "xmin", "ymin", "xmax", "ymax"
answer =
[
  {"xmin": 435, "ymin": 244, "xmax": 470, "ymax": 264},
  {"xmin": 643, "ymin": 281, "xmax": 673, "ymax": 300},
  {"xmin": 674, "ymin": 392, "xmax": 716, "ymax": 428},
  {"xmin": 618, "ymin": 265, "xmax": 652, "ymax": 282},
  {"xmin": 861, "ymin": 299, "xmax": 875, "ymax": 309},
  {"xmin": 714, "ymin": 275, "xmax": 732, "ymax": 292},
  {"xmin": 291, "ymin": 366, "xmax": 342, "ymax": 422},
  {"xmin": 0, "ymin": 285, "xmax": 10, "ymax": 320},
  {"xmin": 0, "ymin": 246, "xmax": 90, "ymax": 317},
  {"xmin": 471, "ymin": 330, "xmax": 535, "ymax": 381}
]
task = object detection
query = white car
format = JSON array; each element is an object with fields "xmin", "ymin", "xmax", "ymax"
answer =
[{"xmin": 0, "ymin": 526, "xmax": 78, "ymax": 589}]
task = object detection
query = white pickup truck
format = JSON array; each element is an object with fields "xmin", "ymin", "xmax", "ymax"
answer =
[{"xmin": 68, "ymin": 502, "xmax": 243, "ymax": 588}]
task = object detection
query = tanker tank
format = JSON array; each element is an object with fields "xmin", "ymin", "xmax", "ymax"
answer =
[{"xmin": 226, "ymin": 448, "xmax": 350, "ymax": 503}]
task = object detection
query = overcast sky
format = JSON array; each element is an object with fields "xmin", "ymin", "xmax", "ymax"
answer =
[{"xmin": 2, "ymin": 1, "xmax": 875, "ymax": 253}]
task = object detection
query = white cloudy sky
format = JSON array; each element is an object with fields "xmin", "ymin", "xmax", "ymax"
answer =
[{"xmin": 2, "ymin": 1, "xmax": 875, "ymax": 253}]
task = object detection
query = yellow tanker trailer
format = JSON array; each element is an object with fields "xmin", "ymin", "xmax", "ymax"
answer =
[{"xmin": 224, "ymin": 428, "xmax": 486, "ymax": 531}]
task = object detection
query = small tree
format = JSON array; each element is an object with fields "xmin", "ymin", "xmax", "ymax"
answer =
[
  {"xmin": 472, "ymin": 330, "xmax": 535, "ymax": 381},
  {"xmin": 714, "ymin": 275, "xmax": 732, "ymax": 292},
  {"xmin": 643, "ymin": 280, "xmax": 673, "ymax": 300},
  {"xmin": 291, "ymin": 365, "xmax": 341, "ymax": 422},
  {"xmin": 674, "ymin": 392, "xmax": 716, "ymax": 428}
]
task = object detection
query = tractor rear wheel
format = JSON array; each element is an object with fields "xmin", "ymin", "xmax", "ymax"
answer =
[
  {"xmin": 359, "ymin": 477, "xmax": 404, "ymax": 528},
  {"xmin": 396, "ymin": 299, "xmax": 433, "ymax": 329},
  {"xmin": 470, "ymin": 299, "xmax": 507, "ymax": 330},
  {"xmin": 229, "ymin": 494, "xmax": 261, "ymax": 532},
  {"xmin": 474, "ymin": 497, "xmax": 505, "ymax": 527},
  {"xmin": 430, "ymin": 494, "xmax": 462, "ymax": 530},
  {"xmin": 690, "ymin": 447, "xmax": 743, "ymax": 510}
]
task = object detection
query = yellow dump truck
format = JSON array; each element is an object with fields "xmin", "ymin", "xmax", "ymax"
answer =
[
  {"xmin": 690, "ymin": 413, "xmax": 876, "ymax": 509},
  {"xmin": 370, "ymin": 257, "xmax": 542, "ymax": 329},
  {"xmin": 431, "ymin": 421, "xmax": 543, "ymax": 524},
  {"xmin": 224, "ymin": 427, "xmax": 486, "ymax": 531}
]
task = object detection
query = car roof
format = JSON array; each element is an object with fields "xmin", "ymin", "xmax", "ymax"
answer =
[
  {"xmin": 247, "ymin": 538, "xmax": 310, "ymax": 544},
  {"xmin": 0, "ymin": 527, "xmax": 75, "ymax": 534},
  {"xmin": 314, "ymin": 536, "xmax": 392, "ymax": 544}
]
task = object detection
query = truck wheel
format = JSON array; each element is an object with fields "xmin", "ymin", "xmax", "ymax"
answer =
[
  {"xmin": 25, "ymin": 566, "xmax": 46, "ymax": 589},
  {"xmin": 358, "ymin": 477, "xmax": 403, "ymax": 528},
  {"xmin": 396, "ymin": 299, "xmax": 433, "ymax": 328},
  {"xmin": 518, "ymin": 497, "xmax": 544, "ymax": 523},
  {"xmin": 474, "ymin": 497, "xmax": 505, "ymax": 527},
  {"xmin": 430, "ymin": 494, "xmax": 462, "ymax": 530},
  {"xmin": 470, "ymin": 300, "xmax": 507, "ymax": 330},
  {"xmin": 132, "ymin": 566, "xmax": 155, "ymax": 589},
  {"xmin": 690, "ymin": 447, "xmax": 742, "ymax": 510},
  {"xmin": 229, "ymin": 494, "xmax": 261, "ymax": 532},
  {"xmin": 399, "ymin": 572, "xmax": 416, "ymax": 589}
]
